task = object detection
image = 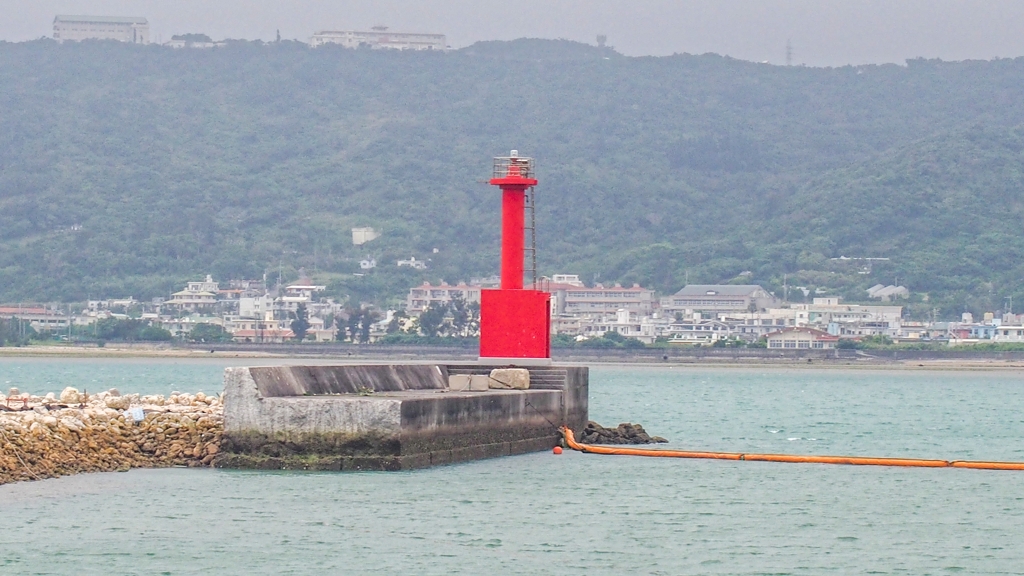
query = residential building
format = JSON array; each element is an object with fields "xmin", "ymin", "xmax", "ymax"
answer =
[
  {"xmin": 311, "ymin": 28, "xmax": 446, "ymax": 51},
  {"xmin": 660, "ymin": 285, "xmax": 779, "ymax": 314},
  {"xmin": 826, "ymin": 321, "xmax": 893, "ymax": 338},
  {"xmin": 970, "ymin": 324, "xmax": 998, "ymax": 340},
  {"xmin": 406, "ymin": 281, "xmax": 482, "ymax": 315},
  {"xmin": 53, "ymin": 15, "xmax": 149, "ymax": 44},
  {"xmin": 159, "ymin": 316, "xmax": 222, "ymax": 339},
  {"xmin": 87, "ymin": 298, "xmax": 137, "ymax": 312},
  {"xmin": 239, "ymin": 295, "xmax": 273, "ymax": 319},
  {"xmin": 397, "ymin": 257, "xmax": 427, "ymax": 270},
  {"xmin": 550, "ymin": 274, "xmax": 585, "ymax": 287},
  {"xmin": 766, "ymin": 327, "xmax": 839, "ymax": 349},
  {"xmin": 992, "ymin": 326, "xmax": 1024, "ymax": 343},
  {"xmin": 469, "ymin": 275, "xmax": 501, "ymax": 288},
  {"xmin": 0, "ymin": 306, "xmax": 70, "ymax": 331},
  {"xmin": 230, "ymin": 328, "xmax": 295, "ymax": 343},
  {"xmin": 165, "ymin": 35, "xmax": 222, "ymax": 49},
  {"xmin": 719, "ymin": 311, "xmax": 796, "ymax": 340},
  {"xmin": 866, "ymin": 284, "xmax": 909, "ymax": 301},
  {"xmin": 548, "ymin": 282, "xmax": 656, "ymax": 318},
  {"xmin": 791, "ymin": 298, "xmax": 902, "ymax": 328},
  {"xmin": 167, "ymin": 275, "xmax": 219, "ymax": 312},
  {"xmin": 665, "ymin": 319, "xmax": 735, "ymax": 345},
  {"xmin": 580, "ymin": 309, "xmax": 645, "ymax": 340}
]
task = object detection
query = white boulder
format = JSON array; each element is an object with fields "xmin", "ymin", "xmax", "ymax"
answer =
[
  {"xmin": 488, "ymin": 368, "xmax": 530, "ymax": 390},
  {"xmin": 60, "ymin": 387, "xmax": 81, "ymax": 404},
  {"xmin": 105, "ymin": 396, "xmax": 131, "ymax": 410}
]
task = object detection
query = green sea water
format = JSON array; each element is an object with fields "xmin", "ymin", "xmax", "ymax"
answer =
[{"xmin": 3, "ymin": 359, "xmax": 1024, "ymax": 575}]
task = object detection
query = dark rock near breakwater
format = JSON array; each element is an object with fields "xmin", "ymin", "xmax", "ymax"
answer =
[{"xmin": 579, "ymin": 421, "xmax": 668, "ymax": 445}]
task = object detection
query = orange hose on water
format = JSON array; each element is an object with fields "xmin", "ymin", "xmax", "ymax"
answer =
[{"xmin": 560, "ymin": 427, "xmax": 1024, "ymax": 470}]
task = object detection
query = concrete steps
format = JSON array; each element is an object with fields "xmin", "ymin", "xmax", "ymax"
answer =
[{"xmin": 446, "ymin": 366, "xmax": 568, "ymax": 390}]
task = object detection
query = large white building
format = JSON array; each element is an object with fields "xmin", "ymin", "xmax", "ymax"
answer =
[
  {"xmin": 660, "ymin": 285, "xmax": 780, "ymax": 315},
  {"xmin": 53, "ymin": 15, "xmax": 149, "ymax": 44},
  {"xmin": 547, "ymin": 281, "xmax": 657, "ymax": 318},
  {"xmin": 311, "ymin": 27, "xmax": 446, "ymax": 51}
]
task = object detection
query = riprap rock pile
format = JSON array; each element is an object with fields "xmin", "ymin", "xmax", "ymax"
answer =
[
  {"xmin": 0, "ymin": 387, "xmax": 223, "ymax": 485},
  {"xmin": 578, "ymin": 421, "xmax": 668, "ymax": 445}
]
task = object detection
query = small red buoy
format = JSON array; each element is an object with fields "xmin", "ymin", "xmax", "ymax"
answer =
[{"xmin": 553, "ymin": 446, "xmax": 563, "ymax": 455}]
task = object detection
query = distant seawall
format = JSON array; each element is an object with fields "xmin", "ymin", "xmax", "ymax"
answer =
[{"xmin": 172, "ymin": 343, "xmax": 1024, "ymax": 364}]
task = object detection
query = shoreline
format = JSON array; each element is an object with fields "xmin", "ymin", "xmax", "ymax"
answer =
[{"xmin": 2, "ymin": 344, "xmax": 1024, "ymax": 370}]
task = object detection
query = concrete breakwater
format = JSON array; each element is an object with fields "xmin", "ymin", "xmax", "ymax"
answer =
[
  {"xmin": 0, "ymin": 388, "xmax": 222, "ymax": 485},
  {"xmin": 222, "ymin": 364, "xmax": 588, "ymax": 470}
]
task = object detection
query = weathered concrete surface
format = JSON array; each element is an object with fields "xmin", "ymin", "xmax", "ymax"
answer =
[
  {"xmin": 248, "ymin": 364, "xmax": 447, "ymax": 397},
  {"xmin": 220, "ymin": 364, "xmax": 588, "ymax": 470}
]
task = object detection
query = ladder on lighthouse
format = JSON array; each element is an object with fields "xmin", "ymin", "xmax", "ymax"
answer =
[{"xmin": 524, "ymin": 186, "xmax": 537, "ymax": 289}]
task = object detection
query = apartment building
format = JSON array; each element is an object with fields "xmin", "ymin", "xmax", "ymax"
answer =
[
  {"xmin": 548, "ymin": 282, "xmax": 656, "ymax": 317},
  {"xmin": 311, "ymin": 28, "xmax": 446, "ymax": 51},
  {"xmin": 54, "ymin": 15, "xmax": 149, "ymax": 44},
  {"xmin": 406, "ymin": 282, "xmax": 482, "ymax": 315}
]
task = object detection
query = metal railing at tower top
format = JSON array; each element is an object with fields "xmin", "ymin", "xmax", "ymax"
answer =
[{"xmin": 492, "ymin": 155, "xmax": 535, "ymax": 179}]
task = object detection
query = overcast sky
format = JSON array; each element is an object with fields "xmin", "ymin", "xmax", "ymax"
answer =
[{"xmin": 4, "ymin": 1, "xmax": 1024, "ymax": 67}]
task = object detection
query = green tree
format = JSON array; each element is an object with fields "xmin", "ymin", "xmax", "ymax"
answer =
[
  {"xmin": 386, "ymin": 310, "xmax": 408, "ymax": 334},
  {"xmin": 0, "ymin": 318, "xmax": 36, "ymax": 346},
  {"xmin": 358, "ymin": 309, "xmax": 380, "ymax": 343},
  {"xmin": 342, "ymin": 307, "xmax": 363, "ymax": 342},
  {"xmin": 290, "ymin": 303, "xmax": 311, "ymax": 341},
  {"xmin": 188, "ymin": 323, "xmax": 231, "ymax": 342},
  {"xmin": 417, "ymin": 301, "xmax": 449, "ymax": 338},
  {"xmin": 603, "ymin": 330, "xmax": 625, "ymax": 342},
  {"xmin": 449, "ymin": 296, "xmax": 471, "ymax": 336},
  {"xmin": 139, "ymin": 325, "xmax": 173, "ymax": 341}
]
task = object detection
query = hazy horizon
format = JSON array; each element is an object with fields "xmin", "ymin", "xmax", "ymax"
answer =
[{"xmin": 3, "ymin": 1, "xmax": 1024, "ymax": 67}]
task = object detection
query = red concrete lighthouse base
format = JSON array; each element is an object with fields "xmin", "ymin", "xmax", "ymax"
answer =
[{"xmin": 479, "ymin": 289, "xmax": 551, "ymax": 361}]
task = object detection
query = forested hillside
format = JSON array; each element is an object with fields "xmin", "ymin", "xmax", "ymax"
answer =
[{"xmin": 3, "ymin": 38, "xmax": 1024, "ymax": 317}]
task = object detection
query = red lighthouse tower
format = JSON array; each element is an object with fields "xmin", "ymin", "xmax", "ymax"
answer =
[{"xmin": 479, "ymin": 151, "xmax": 551, "ymax": 363}]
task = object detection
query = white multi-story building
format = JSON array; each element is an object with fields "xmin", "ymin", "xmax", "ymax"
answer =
[
  {"xmin": 167, "ymin": 275, "xmax": 220, "ymax": 312},
  {"xmin": 53, "ymin": 15, "xmax": 149, "ymax": 44},
  {"xmin": 547, "ymin": 282, "xmax": 656, "ymax": 318},
  {"xmin": 311, "ymin": 27, "xmax": 446, "ymax": 51},
  {"xmin": 406, "ymin": 282, "xmax": 482, "ymax": 315},
  {"xmin": 791, "ymin": 298, "xmax": 902, "ymax": 325},
  {"xmin": 992, "ymin": 326, "xmax": 1024, "ymax": 343}
]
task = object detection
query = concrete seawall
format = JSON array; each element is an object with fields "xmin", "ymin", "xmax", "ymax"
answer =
[
  {"xmin": 219, "ymin": 363, "xmax": 589, "ymax": 471},
  {"xmin": 1, "ymin": 363, "xmax": 589, "ymax": 483}
]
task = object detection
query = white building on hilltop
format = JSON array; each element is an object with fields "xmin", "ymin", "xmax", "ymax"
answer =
[
  {"xmin": 311, "ymin": 27, "xmax": 446, "ymax": 51},
  {"xmin": 54, "ymin": 15, "xmax": 149, "ymax": 44}
]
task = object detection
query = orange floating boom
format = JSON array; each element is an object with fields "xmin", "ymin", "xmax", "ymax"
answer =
[{"xmin": 560, "ymin": 427, "xmax": 1024, "ymax": 470}]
